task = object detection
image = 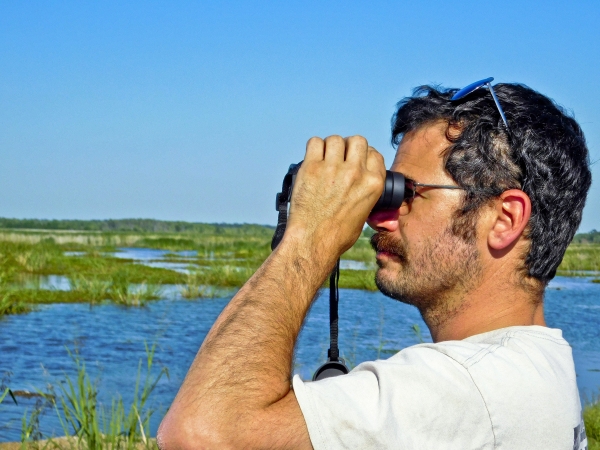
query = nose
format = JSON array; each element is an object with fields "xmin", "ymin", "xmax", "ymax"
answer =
[{"xmin": 367, "ymin": 208, "xmax": 400, "ymax": 233}]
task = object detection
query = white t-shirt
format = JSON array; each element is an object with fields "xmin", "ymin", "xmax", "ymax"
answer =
[{"xmin": 293, "ymin": 326, "xmax": 588, "ymax": 449}]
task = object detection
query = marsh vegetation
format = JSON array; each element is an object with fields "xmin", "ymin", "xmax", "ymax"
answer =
[
  {"xmin": 0, "ymin": 223, "xmax": 598, "ymax": 313},
  {"xmin": 0, "ymin": 343, "xmax": 165, "ymax": 449}
]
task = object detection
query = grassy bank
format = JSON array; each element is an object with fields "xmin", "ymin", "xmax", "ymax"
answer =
[{"xmin": 0, "ymin": 226, "xmax": 598, "ymax": 314}]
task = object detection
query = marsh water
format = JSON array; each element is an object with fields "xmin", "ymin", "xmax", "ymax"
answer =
[{"xmin": 0, "ymin": 268, "xmax": 599, "ymax": 441}]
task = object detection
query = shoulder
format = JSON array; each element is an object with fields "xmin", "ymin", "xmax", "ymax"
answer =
[
  {"xmin": 293, "ymin": 326, "xmax": 581, "ymax": 449},
  {"xmin": 293, "ymin": 345, "xmax": 495, "ymax": 449}
]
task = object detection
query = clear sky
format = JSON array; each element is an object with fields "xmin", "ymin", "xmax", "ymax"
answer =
[{"xmin": 1, "ymin": 1, "xmax": 599, "ymax": 231}]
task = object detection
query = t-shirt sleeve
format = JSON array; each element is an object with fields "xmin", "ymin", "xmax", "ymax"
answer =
[{"xmin": 292, "ymin": 346, "xmax": 495, "ymax": 450}]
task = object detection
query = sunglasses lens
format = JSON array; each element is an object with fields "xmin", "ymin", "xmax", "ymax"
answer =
[
  {"xmin": 451, "ymin": 77, "xmax": 494, "ymax": 101},
  {"xmin": 404, "ymin": 180, "xmax": 416, "ymax": 201}
]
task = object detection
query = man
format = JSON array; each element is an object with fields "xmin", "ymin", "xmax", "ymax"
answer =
[{"xmin": 158, "ymin": 80, "xmax": 591, "ymax": 449}]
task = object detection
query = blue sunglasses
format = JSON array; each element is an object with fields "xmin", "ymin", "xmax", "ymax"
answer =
[{"xmin": 451, "ymin": 77, "xmax": 509, "ymax": 131}]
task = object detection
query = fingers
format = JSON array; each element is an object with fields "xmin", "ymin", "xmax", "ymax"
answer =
[
  {"xmin": 366, "ymin": 146, "xmax": 386, "ymax": 177},
  {"xmin": 304, "ymin": 135, "xmax": 346, "ymax": 163},
  {"xmin": 304, "ymin": 135, "xmax": 370, "ymax": 164},
  {"xmin": 304, "ymin": 137, "xmax": 325, "ymax": 162},
  {"xmin": 323, "ymin": 135, "xmax": 346, "ymax": 162},
  {"xmin": 345, "ymin": 136, "xmax": 369, "ymax": 166}
]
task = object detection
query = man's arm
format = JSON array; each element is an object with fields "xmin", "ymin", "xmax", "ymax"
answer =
[{"xmin": 157, "ymin": 135, "xmax": 385, "ymax": 449}]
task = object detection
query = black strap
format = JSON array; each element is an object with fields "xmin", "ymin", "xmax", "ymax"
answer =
[{"xmin": 327, "ymin": 259, "xmax": 341, "ymax": 361}]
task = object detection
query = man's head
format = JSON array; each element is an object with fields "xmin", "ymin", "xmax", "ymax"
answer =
[{"xmin": 368, "ymin": 82, "xmax": 591, "ymax": 317}]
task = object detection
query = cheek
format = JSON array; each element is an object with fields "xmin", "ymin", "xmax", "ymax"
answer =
[{"xmin": 402, "ymin": 201, "xmax": 451, "ymax": 231}]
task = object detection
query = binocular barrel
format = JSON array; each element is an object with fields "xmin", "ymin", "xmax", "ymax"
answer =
[{"xmin": 276, "ymin": 164, "xmax": 408, "ymax": 214}]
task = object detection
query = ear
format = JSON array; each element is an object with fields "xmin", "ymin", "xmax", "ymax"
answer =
[{"xmin": 487, "ymin": 189, "xmax": 531, "ymax": 250}]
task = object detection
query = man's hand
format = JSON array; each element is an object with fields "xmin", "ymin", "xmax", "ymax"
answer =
[
  {"xmin": 286, "ymin": 135, "xmax": 386, "ymax": 267},
  {"xmin": 157, "ymin": 136, "xmax": 384, "ymax": 450}
]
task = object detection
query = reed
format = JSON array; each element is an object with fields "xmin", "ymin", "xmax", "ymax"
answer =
[
  {"xmin": 16, "ymin": 344, "xmax": 166, "ymax": 449},
  {"xmin": 180, "ymin": 271, "xmax": 228, "ymax": 299},
  {"xmin": 0, "ymin": 291, "xmax": 31, "ymax": 316},
  {"xmin": 107, "ymin": 271, "xmax": 162, "ymax": 307},
  {"xmin": 190, "ymin": 265, "xmax": 257, "ymax": 288},
  {"xmin": 68, "ymin": 276, "xmax": 110, "ymax": 305},
  {"xmin": 338, "ymin": 269, "xmax": 377, "ymax": 291},
  {"xmin": 0, "ymin": 229, "xmax": 598, "ymax": 313},
  {"xmin": 585, "ymin": 397, "xmax": 600, "ymax": 450},
  {"xmin": 558, "ymin": 244, "xmax": 600, "ymax": 274},
  {"xmin": 0, "ymin": 269, "xmax": 31, "ymax": 316},
  {"xmin": 341, "ymin": 237, "xmax": 375, "ymax": 263}
]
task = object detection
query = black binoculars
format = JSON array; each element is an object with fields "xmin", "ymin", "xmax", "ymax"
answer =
[{"xmin": 276, "ymin": 162, "xmax": 408, "ymax": 213}]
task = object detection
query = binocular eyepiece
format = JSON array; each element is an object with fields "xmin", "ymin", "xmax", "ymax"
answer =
[{"xmin": 373, "ymin": 170, "xmax": 407, "ymax": 211}]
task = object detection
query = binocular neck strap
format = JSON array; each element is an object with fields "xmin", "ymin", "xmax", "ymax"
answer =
[{"xmin": 328, "ymin": 259, "xmax": 341, "ymax": 361}]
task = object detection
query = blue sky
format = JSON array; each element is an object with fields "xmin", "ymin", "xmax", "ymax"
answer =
[{"xmin": 1, "ymin": 1, "xmax": 599, "ymax": 231}]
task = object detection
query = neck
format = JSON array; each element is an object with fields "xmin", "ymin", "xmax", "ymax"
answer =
[{"xmin": 422, "ymin": 268, "xmax": 545, "ymax": 342}]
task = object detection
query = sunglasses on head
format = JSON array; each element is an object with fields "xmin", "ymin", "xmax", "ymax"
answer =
[{"xmin": 451, "ymin": 77, "xmax": 509, "ymax": 131}]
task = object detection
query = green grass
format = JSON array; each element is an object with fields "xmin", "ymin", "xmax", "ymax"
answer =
[
  {"xmin": 0, "ymin": 229, "xmax": 598, "ymax": 314},
  {"xmin": 69, "ymin": 275, "xmax": 111, "ymax": 305},
  {"xmin": 15, "ymin": 343, "xmax": 166, "ymax": 449},
  {"xmin": 180, "ymin": 270, "xmax": 231, "ymax": 299},
  {"xmin": 341, "ymin": 236, "xmax": 375, "ymax": 263},
  {"xmin": 0, "ymin": 290, "xmax": 31, "ymax": 315},
  {"xmin": 338, "ymin": 269, "xmax": 377, "ymax": 291},
  {"xmin": 557, "ymin": 244, "xmax": 600, "ymax": 274},
  {"xmin": 585, "ymin": 398, "xmax": 600, "ymax": 450}
]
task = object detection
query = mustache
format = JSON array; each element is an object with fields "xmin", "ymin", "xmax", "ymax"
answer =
[{"xmin": 370, "ymin": 232, "xmax": 407, "ymax": 261}]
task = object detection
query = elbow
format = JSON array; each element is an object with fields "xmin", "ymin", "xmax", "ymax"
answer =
[
  {"xmin": 157, "ymin": 410, "xmax": 238, "ymax": 450},
  {"xmin": 156, "ymin": 413, "xmax": 191, "ymax": 450}
]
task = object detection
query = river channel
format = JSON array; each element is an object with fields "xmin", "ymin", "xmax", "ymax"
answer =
[{"xmin": 1, "ymin": 275, "xmax": 599, "ymax": 441}]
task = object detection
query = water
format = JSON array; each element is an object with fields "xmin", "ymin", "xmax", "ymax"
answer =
[
  {"xmin": 0, "ymin": 277, "xmax": 599, "ymax": 441},
  {"xmin": 109, "ymin": 247, "xmax": 374, "ymax": 274},
  {"xmin": 111, "ymin": 247, "xmax": 199, "ymax": 273},
  {"xmin": 339, "ymin": 260, "xmax": 375, "ymax": 270},
  {"xmin": 112, "ymin": 248, "xmax": 198, "ymax": 261},
  {"xmin": 15, "ymin": 274, "xmax": 71, "ymax": 291}
]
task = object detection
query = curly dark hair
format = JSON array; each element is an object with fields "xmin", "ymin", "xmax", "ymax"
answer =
[{"xmin": 391, "ymin": 83, "xmax": 592, "ymax": 284}]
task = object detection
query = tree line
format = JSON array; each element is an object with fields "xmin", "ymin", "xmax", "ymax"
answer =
[{"xmin": 0, "ymin": 218, "xmax": 274, "ymax": 236}]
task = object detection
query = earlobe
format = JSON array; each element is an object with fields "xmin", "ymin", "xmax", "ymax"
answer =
[{"xmin": 488, "ymin": 190, "xmax": 531, "ymax": 251}]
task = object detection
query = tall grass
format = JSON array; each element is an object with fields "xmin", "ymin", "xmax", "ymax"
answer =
[
  {"xmin": 68, "ymin": 271, "xmax": 162, "ymax": 307},
  {"xmin": 180, "ymin": 271, "xmax": 228, "ymax": 299},
  {"xmin": 0, "ymin": 269, "xmax": 31, "ymax": 316},
  {"xmin": 68, "ymin": 276, "xmax": 110, "ymax": 305},
  {"xmin": 341, "ymin": 237, "xmax": 375, "ymax": 263},
  {"xmin": 586, "ymin": 398, "xmax": 600, "ymax": 450},
  {"xmin": 0, "ymin": 229, "xmax": 598, "ymax": 312},
  {"xmin": 106, "ymin": 270, "xmax": 162, "ymax": 307},
  {"xmin": 338, "ymin": 269, "xmax": 377, "ymax": 291},
  {"xmin": 0, "ymin": 290, "xmax": 31, "ymax": 316},
  {"xmin": 558, "ymin": 245, "xmax": 600, "ymax": 274},
  {"xmin": 17, "ymin": 344, "xmax": 167, "ymax": 449}
]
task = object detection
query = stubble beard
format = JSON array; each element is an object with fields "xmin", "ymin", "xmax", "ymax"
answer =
[{"xmin": 370, "ymin": 227, "xmax": 482, "ymax": 327}]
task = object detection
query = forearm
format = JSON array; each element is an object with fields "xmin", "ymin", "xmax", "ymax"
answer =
[
  {"xmin": 196, "ymin": 232, "xmax": 332, "ymax": 402},
  {"xmin": 158, "ymin": 135, "xmax": 385, "ymax": 449},
  {"xmin": 160, "ymin": 231, "xmax": 335, "ymax": 440}
]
